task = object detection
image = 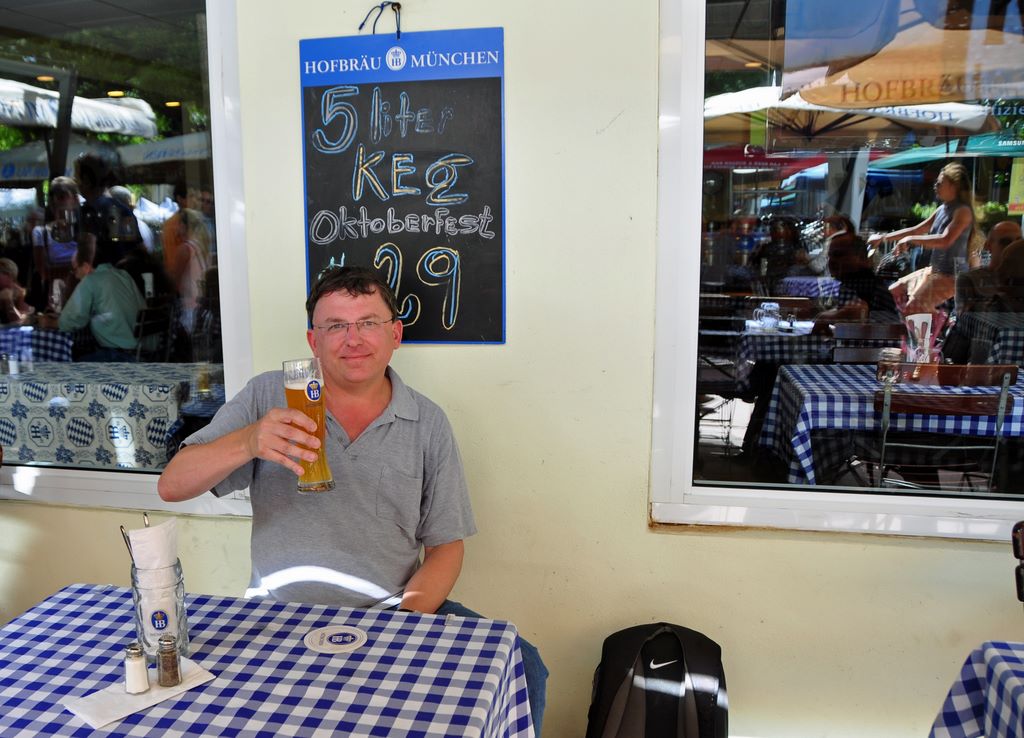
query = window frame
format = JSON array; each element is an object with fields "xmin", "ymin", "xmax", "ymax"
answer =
[
  {"xmin": 0, "ymin": 0, "xmax": 252, "ymax": 517},
  {"xmin": 650, "ymin": 0, "xmax": 1024, "ymax": 542}
]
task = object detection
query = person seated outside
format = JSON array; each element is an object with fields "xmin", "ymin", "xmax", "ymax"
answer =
[
  {"xmin": 57, "ymin": 240, "xmax": 145, "ymax": 362},
  {"xmin": 994, "ymin": 239, "xmax": 1024, "ymax": 313},
  {"xmin": 156, "ymin": 266, "xmax": 548, "ymax": 734},
  {"xmin": 0, "ymin": 258, "xmax": 34, "ymax": 325},
  {"xmin": 753, "ymin": 216, "xmax": 811, "ymax": 292},
  {"xmin": 814, "ymin": 234, "xmax": 898, "ymax": 331},
  {"xmin": 955, "ymin": 220, "xmax": 1022, "ymax": 315}
]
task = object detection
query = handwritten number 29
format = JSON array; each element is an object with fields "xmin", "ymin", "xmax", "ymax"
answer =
[
  {"xmin": 373, "ymin": 243, "xmax": 421, "ymax": 326},
  {"xmin": 374, "ymin": 244, "xmax": 461, "ymax": 331}
]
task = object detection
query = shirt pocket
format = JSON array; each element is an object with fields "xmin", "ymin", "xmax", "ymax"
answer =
[{"xmin": 376, "ymin": 466, "xmax": 423, "ymax": 533}]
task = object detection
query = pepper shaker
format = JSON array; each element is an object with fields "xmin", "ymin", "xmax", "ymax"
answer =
[
  {"xmin": 157, "ymin": 634, "xmax": 181, "ymax": 687},
  {"xmin": 124, "ymin": 642, "xmax": 150, "ymax": 694}
]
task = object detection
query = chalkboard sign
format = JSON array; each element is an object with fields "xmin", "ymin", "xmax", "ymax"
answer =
[{"xmin": 300, "ymin": 28, "xmax": 505, "ymax": 343}]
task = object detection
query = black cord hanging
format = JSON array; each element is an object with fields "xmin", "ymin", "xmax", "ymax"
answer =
[{"xmin": 359, "ymin": 2, "xmax": 402, "ymax": 39}]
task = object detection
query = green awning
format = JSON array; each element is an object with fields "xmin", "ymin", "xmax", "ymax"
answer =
[
  {"xmin": 964, "ymin": 132, "xmax": 1024, "ymax": 155},
  {"xmin": 872, "ymin": 140, "xmax": 960, "ymax": 169}
]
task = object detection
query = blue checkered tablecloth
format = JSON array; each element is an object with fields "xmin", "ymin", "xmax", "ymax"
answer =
[
  {"xmin": 759, "ymin": 364, "xmax": 1024, "ymax": 485},
  {"xmin": 930, "ymin": 641, "xmax": 1024, "ymax": 738},
  {"xmin": 956, "ymin": 312, "xmax": 1024, "ymax": 365},
  {"xmin": 0, "ymin": 326, "xmax": 73, "ymax": 362},
  {"xmin": 0, "ymin": 362, "xmax": 221, "ymax": 470},
  {"xmin": 735, "ymin": 325, "xmax": 833, "ymax": 392},
  {"xmin": 0, "ymin": 583, "xmax": 533, "ymax": 737},
  {"xmin": 778, "ymin": 276, "xmax": 839, "ymax": 299}
]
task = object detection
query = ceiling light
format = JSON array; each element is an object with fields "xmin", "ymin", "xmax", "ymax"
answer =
[
  {"xmin": 107, "ymin": 90, "xmax": 125, "ymax": 97},
  {"xmin": 744, "ymin": 61, "xmax": 762, "ymax": 68},
  {"xmin": 165, "ymin": 101, "xmax": 181, "ymax": 108},
  {"xmin": 36, "ymin": 75, "xmax": 55, "ymax": 83}
]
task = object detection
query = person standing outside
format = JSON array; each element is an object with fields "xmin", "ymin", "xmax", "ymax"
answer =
[{"xmin": 157, "ymin": 266, "xmax": 547, "ymax": 733}]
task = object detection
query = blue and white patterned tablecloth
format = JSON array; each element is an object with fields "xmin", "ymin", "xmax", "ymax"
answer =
[
  {"xmin": 778, "ymin": 276, "xmax": 839, "ymax": 299},
  {"xmin": 0, "ymin": 362, "xmax": 221, "ymax": 470},
  {"xmin": 759, "ymin": 364, "xmax": 1024, "ymax": 485},
  {"xmin": 956, "ymin": 312, "xmax": 1024, "ymax": 365},
  {"xmin": 0, "ymin": 326, "xmax": 73, "ymax": 362},
  {"xmin": 0, "ymin": 583, "xmax": 533, "ymax": 737},
  {"xmin": 930, "ymin": 641, "xmax": 1024, "ymax": 738}
]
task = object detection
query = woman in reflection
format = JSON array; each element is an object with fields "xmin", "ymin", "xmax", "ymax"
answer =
[
  {"xmin": 169, "ymin": 209, "xmax": 212, "ymax": 334},
  {"xmin": 867, "ymin": 162, "xmax": 974, "ymax": 319}
]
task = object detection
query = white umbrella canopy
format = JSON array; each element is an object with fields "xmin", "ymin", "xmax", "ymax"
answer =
[
  {"xmin": 704, "ymin": 85, "xmax": 997, "ymax": 149},
  {"xmin": 0, "ymin": 78, "xmax": 157, "ymax": 138},
  {"xmin": 0, "ymin": 134, "xmax": 116, "ymax": 183}
]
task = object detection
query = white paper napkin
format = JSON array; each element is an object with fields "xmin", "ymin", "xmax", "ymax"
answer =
[
  {"xmin": 128, "ymin": 518, "xmax": 177, "ymax": 569},
  {"xmin": 63, "ymin": 657, "xmax": 215, "ymax": 730}
]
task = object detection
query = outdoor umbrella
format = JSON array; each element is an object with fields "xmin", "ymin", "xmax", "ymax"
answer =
[
  {"xmin": 0, "ymin": 78, "xmax": 157, "ymax": 138},
  {"xmin": 791, "ymin": 24, "xmax": 1024, "ymax": 108},
  {"xmin": 704, "ymin": 85, "xmax": 997, "ymax": 150}
]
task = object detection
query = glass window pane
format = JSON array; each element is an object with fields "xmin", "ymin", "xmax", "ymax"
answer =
[
  {"xmin": 696, "ymin": 0, "xmax": 1024, "ymax": 498},
  {"xmin": 0, "ymin": 1, "xmax": 224, "ymax": 474}
]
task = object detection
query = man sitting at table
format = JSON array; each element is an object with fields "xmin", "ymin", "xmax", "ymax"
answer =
[
  {"xmin": 157, "ymin": 266, "xmax": 548, "ymax": 734},
  {"xmin": 956, "ymin": 221, "xmax": 1022, "ymax": 315},
  {"xmin": 57, "ymin": 240, "xmax": 145, "ymax": 362},
  {"xmin": 814, "ymin": 234, "xmax": 898, "ymax": 330}
]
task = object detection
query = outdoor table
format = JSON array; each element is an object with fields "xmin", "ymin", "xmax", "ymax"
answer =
[
  {"xmin": 955, "ymin": 312, "xmax": 1024, "ymax": 365},
  {"xmin": 930, "ymin": 640, "xmax": 1024, "ymax": 738},
  {"xmin": 0, "ymin": 583, "xmax": 534, "ymax": 737},
  {"xmin": 735, "ymin": 320, "xmax": 831, "ymax": 392},
  {"xmin": 0, "ymin": 325, "xmax": 73, "ymax": 362},
  {"xmin": 758, "ymin": 364, "xmax": 1024, "ymax": 485},
  {"xmin": 0, "ymin": 362, "xmax": 219, "ymax": 470}
]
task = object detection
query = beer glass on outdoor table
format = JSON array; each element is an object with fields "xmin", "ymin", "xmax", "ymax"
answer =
[{"xmin": 282, "ymin": 357, "xmax": 335, "ymax": 492}]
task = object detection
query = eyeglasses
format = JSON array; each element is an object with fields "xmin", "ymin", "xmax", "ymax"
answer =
[{"xmin": 313, "ymin": 318, "xmax": 394, "ymax": 336}]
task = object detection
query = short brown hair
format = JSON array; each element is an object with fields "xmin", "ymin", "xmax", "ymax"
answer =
[{"xmin": 305, "ymin": 265, "xmax": 399, "ymax": 323}]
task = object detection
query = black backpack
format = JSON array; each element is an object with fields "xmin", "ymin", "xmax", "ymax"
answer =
[{"xmin": 585, "ymin": 623, "xmax": 727, "ymax": 738}]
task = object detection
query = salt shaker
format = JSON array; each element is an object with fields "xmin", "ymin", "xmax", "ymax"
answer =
[
  {"xmin": 124, "ymin": 642, "xmax": 150, "ymax": 694},
  {"xmin": 157, "ymin": 634, "xmax": 181, "ymax": 687}
]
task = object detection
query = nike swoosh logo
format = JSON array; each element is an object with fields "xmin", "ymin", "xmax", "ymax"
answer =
[{"xmin": 649, "ymin": 659, "xmax": 679, "ymax": 670}]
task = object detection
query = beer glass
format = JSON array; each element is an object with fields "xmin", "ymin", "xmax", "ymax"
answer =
[{"xmin": 282, "ymin": 358, "xmax": 335, "ymax": 492}]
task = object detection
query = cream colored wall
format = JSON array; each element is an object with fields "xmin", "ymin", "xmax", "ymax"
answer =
[{"xmin": 1, "ymin": 1, "xmax": 1022, "ymax": 736}]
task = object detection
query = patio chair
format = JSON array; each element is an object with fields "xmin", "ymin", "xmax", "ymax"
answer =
[
  {"xmin": 869, "ymin": 363, "xmax": 1018, "ymax": 492},
  {"xmin": 832, "ymin": 322, "xmax": 904, "ymax": 364},
  {"xmin": 133, "ymin": 300, "xmax": 174, "ymax": 362}
]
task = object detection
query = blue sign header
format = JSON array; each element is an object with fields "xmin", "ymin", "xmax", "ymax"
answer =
[{"xmin": 300, "ymin": 27, "xmax": 503, "ymax": 86}]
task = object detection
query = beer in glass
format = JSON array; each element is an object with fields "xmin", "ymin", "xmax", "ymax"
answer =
[{"xmin": 282, "ymin": 358, "xmax": 335, "ymax": 492}]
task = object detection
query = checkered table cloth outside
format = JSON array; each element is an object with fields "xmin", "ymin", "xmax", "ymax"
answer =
[
  {"xmin": 930, "ymin": 641, "xmax": 1024, "ymax": 738},
  {"xmin": 778, "ymin": 276, "xmax": 839, "ymax": 299},
  {"xmin": 735, "ymin": 328, "xmax": 833, "ymax": 392},
  {"xmin": 758, "ymin": 364, "xmax": 1024, "ymax": 485},
  {"xmin": 0, "ymin": 362, "xmax": 219, "ymax": 470},
  {"xmin": 0, "ymin": 583, "xmax": 533, "ymax": 737},
  {"xmin": 956, "ymin": 312, "xmax": 1024, "ymax": 365},
  {"xmin": 0, "ymin": 326, "xmax": 73, "ymax": 363}
]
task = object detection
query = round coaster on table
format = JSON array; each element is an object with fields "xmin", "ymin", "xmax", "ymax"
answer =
[{"xmin": 304, "ymin": 625, "xmax": 368, "ymax": 654}]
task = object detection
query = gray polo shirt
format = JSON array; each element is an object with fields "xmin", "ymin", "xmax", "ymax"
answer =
[{"xmin": 183, "ymin": 367, "xmax": 476, "ymax": 608}]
